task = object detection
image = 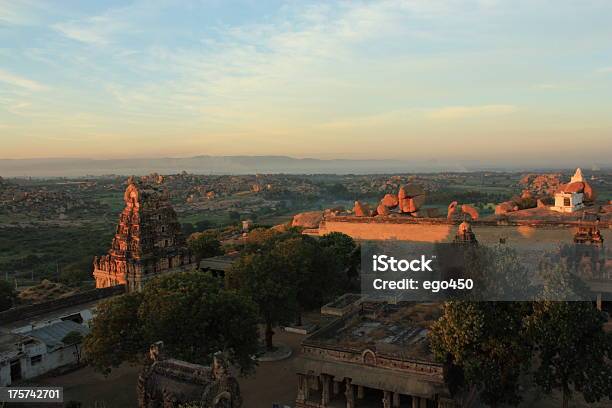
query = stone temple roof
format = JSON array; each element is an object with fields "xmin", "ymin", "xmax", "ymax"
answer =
[{"xmin": 306, "ymin": 301, "xmax": 439, "ymax": 361}]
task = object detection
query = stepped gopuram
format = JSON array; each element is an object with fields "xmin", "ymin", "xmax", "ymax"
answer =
[{"xmin": 93, "ymin": 179, "xmax": 196, "ymax": 292}]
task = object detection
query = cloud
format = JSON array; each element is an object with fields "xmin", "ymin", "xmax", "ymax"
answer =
[
  {"xmin": 52, "ymin": 1, "xmax": 157, "ymax": 45},
  {"xmin": 0, "ymin": 69, "xmax": 48, "ymax": 91},
  {"xmin": 426, "ymin": 105, "xmax": 517, "ymax": 120},
  {"xmin": 597, "ymin": 67, "xmax": 612, "ymax": 74}
]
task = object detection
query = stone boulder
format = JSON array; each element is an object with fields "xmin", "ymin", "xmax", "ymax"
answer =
[
  {"xmin": 583, "ymin": 181, "xmax": 596, "ymax": 202},
  {"xmin": 447, "ymin": 201, "xmax": 458, "ymax": 219},
  {"xmin": 376, "ymin": 204, "xmax": 390, "ymax": 216},
  {"xmin": 353, "ymin": 201, "xmax": 371, "ymax": 217},
  {"xmin": 291, "ymin": 211, "xmax": 324, "ymax": 229},
  {"xmin": 381, "ymin": 194, "xmax": 399, "ymax": 208},
  {"xmin": 461, "ymin": 204, "xmax": 479, "ymax": 220},
  {"xmin": 495, "ymin": 201, "xmax": 518, "ymax": 215}
]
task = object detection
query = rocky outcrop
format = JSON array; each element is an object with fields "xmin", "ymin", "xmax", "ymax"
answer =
[
  {"xmin": 353, "ymin": 201, "xmax": 371, "ymax": 217},
  {"xmin": 495, "ymin": 201, "xmax": 518, "ymax": 215},
  {"xmin": 292, "ymin": 211, "xmax": 324, "ymax": 229},
  {"xmin": 381, "ymin": 194, "xmax": 399, "ymax": 208},
  {"xmin": 461, "ymin": 204, "xmax": 479, "ymax": 220}
]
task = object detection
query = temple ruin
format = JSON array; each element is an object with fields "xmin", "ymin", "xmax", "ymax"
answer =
[
  {"xmin": 295, "ymin": 300, "xmax": 457, "ymax": 408},
  {"xmin": 137, "ymin": 342, "xmax": 242, "ymax": 408},
  {"xmin": 93, "ymin": 179, "xmax": 196, "ymax": 292}
]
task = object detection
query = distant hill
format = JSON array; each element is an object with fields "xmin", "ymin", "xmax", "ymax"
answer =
[
  {"xmin": 0, "ymin": 156, "xmax": 462, "ymax": 177},
  {"xmin": 0, "ymin": 156, "xmax": 608, "ymax": 177}
]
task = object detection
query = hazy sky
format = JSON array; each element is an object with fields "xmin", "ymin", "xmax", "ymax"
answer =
[{"xmin": 1, "ymin": 0, "xmax": 611, "ymax": 165}]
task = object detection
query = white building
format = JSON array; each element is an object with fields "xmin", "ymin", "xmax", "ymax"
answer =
[
  {"xmin": 0, "ymin": 320, "xmax": 88, "ymax": 386},
  {"xmin": 551, "ymin": 168, "xmax": 586, "ymax": 213}
]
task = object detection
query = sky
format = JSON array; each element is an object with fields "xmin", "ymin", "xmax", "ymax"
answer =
[{"xmin": 1, "ymin": 0, "xmax": 611, "ymax": 166}]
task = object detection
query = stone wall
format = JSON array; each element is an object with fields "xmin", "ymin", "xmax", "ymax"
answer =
[{"xmin": 318, "ymin": 216, "xmax": 612, "ymax": 245}]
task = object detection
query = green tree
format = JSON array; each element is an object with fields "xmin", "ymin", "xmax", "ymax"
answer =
[
  {"xmin": 525, "ymin": 301, "xmax": 612, "ymax": 408},
  {"xmin": 62, "ymin": 331, "xmax": 84, "ymax": 364},
  {"xmin": 272, "ymin": 235, "xmax": 345, "ymax": 326},
  {"xmin": 138, "ymin": 272, "xmax": 259, "ymax": 374},
  {"xmin": 188, "ymin": 232, "xmax": 223, "ymax": 264},
  {"xmin": 82, "ymin": 292, "xmax": 145, "ymax": 375},
  {"xmin": 429, "ymin": 301, "xmax": 532, "ymax": 407},
  {"xmin": 226, "ymin": 252, "xmax": 297, "ymax": 351},
  {"xmin": 83, "ymin": 272, "xmax": 260, "ymax": 375},
  {"xmin": 0, "ymin": 279, "xmax": 17, "ymax": 311},
  {"xmin": 318, "ymin": 232, "xmax": 359, "ymax": 279}
]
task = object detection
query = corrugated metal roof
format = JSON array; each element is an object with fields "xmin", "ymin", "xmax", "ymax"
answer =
[{"xmin": 27, "ymin": 320, "xmax": 89, "ymax": 351}]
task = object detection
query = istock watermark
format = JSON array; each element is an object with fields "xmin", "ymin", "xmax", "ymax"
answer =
[{"xmin": 361, "ymin": 241, "xmax": 609, "ymax": 302}]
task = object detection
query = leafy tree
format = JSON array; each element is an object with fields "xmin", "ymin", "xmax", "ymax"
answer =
[
  {"xmin": 188, "ymin": 232, "xmax": 223, "ymax": 263},
  {"xmin": 83, "ymin": 272, "xmax": 260, "ymax": 375},
  {"xmin": 318, "ymin": 232, "xmax": 359, "ymax": 279},
  {"xmin": 226, "ymin": 252, "xmax": 296, "ymax": 351},
  {"xmin": 429, "ymin": 301, "xmax": 532, "ymax": 407},
  {"xmin": 82, "ymin": 292, "xmax": 145, "ymax": 375},
  {"xmin": 0, "ymin": 279, "xmax": 17, "ymax": 311},
  {"xmin": 272, "ymin": 235, "xmax": 347, "ymax": 326},
  {"xmin": 62, "ymin": 331, "xmax": 84, "ymax": 364},
  {"xmin": 138, "ymin": 272, "xmax": 259, "ymax": 374},
  {"xmin": 525, "ymin": 301, "xmax": 612, "ymax": 408},
  {"xmin": 228, "ymin": 229, "xmax": 356, "ymax": 346}
]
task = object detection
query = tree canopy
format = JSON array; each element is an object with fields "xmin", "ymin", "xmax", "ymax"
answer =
[
  {"xmin": 187, "ymin": 231, "xmax": 223, "ymax": 263},
  {"xmin": 226, "ymin": 228, "xmax": 357, "ymax": 349},
  {"xmin": 83, "ymin": 272, "xmax": 259, "ymax": 375},
  {"xmin": 429, "ymin": 301, "xmax": 532, "ymax": 407},
  {"xmin": 525, "ymin": 300, "xmax": 612, "ymax": 408}
]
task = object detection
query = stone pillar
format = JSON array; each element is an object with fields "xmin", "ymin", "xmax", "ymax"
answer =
[
  {"xmin": 333, "ymin": 380, "xmax": 340, "ymax": 395},
  {"xmin": 357, "ymin": 385, "xmax": 365, "ymax": 399},
  {"xmin": 303, "ymin": 375, "xmax": 310, "ymax": 401},
  {"xmin": 596, "ymin": 293, "xmax": 602, "ymax": 310},
  {"xmin": 438, "ymin": 397, "xmax": 456, "ymax": 408},
  {"xmin": 321, "ymin": 375, "xmax": 330, "ymax": 407},
  {"xmin": 383, "ymin": 390, "xmax": 392, "ymax": 408},
  {"xmin": 311, "ymin": 375, "xmax": 320, "ymax": 391},
  {"xmin": 412, "ymin": 396, "xmax": 419, "ymax": 408},
  {"xmin": 419, "ymin": 397, "xmax": 427, "ymax": 408},
  {"xmin": 392, "ymin": 392, "xmax": 400, "ymax": 408},
  {"xmin": 345, "ymin": 379, "xmax": 355, "ymax": 408},
  {"xmin": 296, "ymin": 374, "xmax": 306, "ymax": 403}
]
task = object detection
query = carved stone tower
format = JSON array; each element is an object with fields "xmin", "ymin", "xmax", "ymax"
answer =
[{"xmin": 93, "ymin": 180, "xmax": 195, "ymax": 292}]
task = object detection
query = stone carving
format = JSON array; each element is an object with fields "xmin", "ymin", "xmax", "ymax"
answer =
[
  {"xmin": 454, "ymin": 221, "xmax": 478, "ymax": 244},
  {"xmin": 138, "ymin": 342, "xmax": 242, "ymax": 408},
  {"xmin": 93, "ymin": 179, "xmax": 195, "ymax": 292}
]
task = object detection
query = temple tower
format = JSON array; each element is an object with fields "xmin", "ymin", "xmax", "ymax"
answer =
[{"xmin": 93, "ymin": 180, "xmax": 195, "ymax": 292}]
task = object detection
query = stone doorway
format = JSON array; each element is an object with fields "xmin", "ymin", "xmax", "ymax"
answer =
[{"xmin": 10, "ymin": 359, "xmax": 22, "ymax": 382}]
